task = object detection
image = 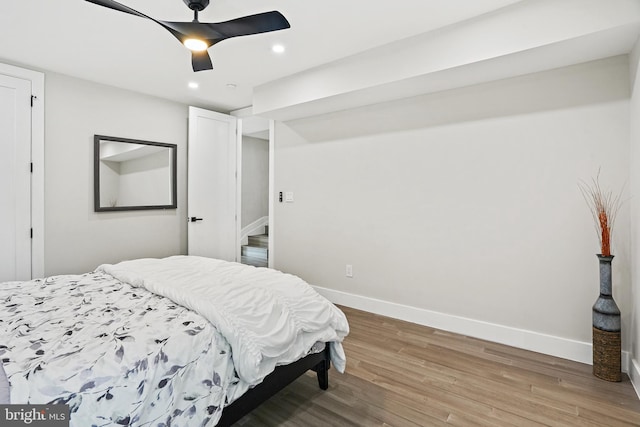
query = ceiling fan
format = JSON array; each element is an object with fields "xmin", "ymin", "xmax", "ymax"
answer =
[{"xmin": 85, "ymin": 0, "xmax": 290, "ymax": 72}]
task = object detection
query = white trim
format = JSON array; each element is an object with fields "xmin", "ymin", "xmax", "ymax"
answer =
[
  {"xmin": 624, "ymin": 351, "xmax": 631, "ymax": 374},
  {"xmin": 235, "ymin": 118, "xmax": 243, "ymax": 263},
  {"xmin": 630, "ymin": 357, "xmax": 640, "ymax": 400},
  {"xmin": 0, "ymin": 63, "xmax": 44, "ymax": 279},
  {"xmin": 314, "ymin": 286, "xmax": 634, "ymax": 371},
  {"xmin": 268, "ymin": 120, "xmax": 275, "ymax": 269}
]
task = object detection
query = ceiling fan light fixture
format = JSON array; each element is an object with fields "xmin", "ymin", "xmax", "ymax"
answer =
[
  {"xmin": 84, "ymin": 0, "xmax": 291, "ymax": 72},
  {"xmin": 184, "ymin": 38, "xmax": 208, "ymax": 52}
]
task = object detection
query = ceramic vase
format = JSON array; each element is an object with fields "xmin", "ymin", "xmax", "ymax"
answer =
[{"xmin": 592, "ymin": 254, "xmax": 621, "ymax": 382}]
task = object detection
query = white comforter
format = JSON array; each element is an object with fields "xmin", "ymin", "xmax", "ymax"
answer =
[{"xmin": 98, "ymin": 256, "xmax": 349, "ymax": 386}]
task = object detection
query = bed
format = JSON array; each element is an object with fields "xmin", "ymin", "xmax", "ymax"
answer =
[{"xmin": 0, "ymin": 256, "xmax": 349, "ymax": 426}]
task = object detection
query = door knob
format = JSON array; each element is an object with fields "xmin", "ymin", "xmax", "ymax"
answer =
[{"xmin": 190, "ymin": 217, "xmax": 203, "ymax": 222}]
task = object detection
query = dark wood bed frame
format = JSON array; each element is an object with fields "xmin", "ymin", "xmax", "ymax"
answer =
[{"xmin": 216, "ymin": 344, "xmax": 331, "ymax": 426}]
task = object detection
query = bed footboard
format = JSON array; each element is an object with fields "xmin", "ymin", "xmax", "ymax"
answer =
[{"xmin": 217, "ymin": 345, "xmax": 331, "ymax": 426}]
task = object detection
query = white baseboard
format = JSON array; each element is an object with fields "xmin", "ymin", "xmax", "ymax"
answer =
[
  {"xmin": 315, "ymin": 286, "xmax": 631, "ymax": 373},
  {"xmin": 630, "ymin": 357, "xmax": 640, "ymax": 400}
]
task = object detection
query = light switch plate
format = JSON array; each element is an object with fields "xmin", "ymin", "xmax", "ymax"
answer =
[
  {"xmin": 285, "ymin": 191, "xmax": 294, "ymax": 202},
  {"xmin": 346, "ymin": 264, "xmax": 353, "ymax": 278}
]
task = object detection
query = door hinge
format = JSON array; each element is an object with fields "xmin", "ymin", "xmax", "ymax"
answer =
[
  {"xmin": 31, "ymin": 95, "xmax": 37, "ymax": 107},
  {"xmin": 30, "ymin": 162, "xmax": 33, "ymax": 173},
  {"xmin": 30, "ymin": 228, "xmax": 33, "ymax": 239}
]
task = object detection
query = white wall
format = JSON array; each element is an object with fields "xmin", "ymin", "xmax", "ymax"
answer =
[
  {"xmin": 118, "ymin": 150, "xmax": 172, "ymax": 207},
  {"xmin": 99, "ymin": 160, "xmax": 120, "ymax": 207},
  {"xmin": 44, "ymin": 72, "xmax": 188, "ymax": 275},
  {"xmin": 273, "ymin": 56, "xmax": 631, "ymax": 364},
  {"xmin": 241, "ymin": 136, "xmax": 269, "ymax": 228},
  {"xmin": 629, "ymin": 40, "xmax": 640, "ymax": 394}
]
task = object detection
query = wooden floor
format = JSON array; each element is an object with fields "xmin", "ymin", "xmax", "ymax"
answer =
[{"xmin": 236, "ymin": 306, "xmax": 640, "ymax": 426}]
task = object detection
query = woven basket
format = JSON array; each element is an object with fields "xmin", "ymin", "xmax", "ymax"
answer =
[{"xmin": 592, "ymin": 327, "xmax": 621, "ymax": 382}]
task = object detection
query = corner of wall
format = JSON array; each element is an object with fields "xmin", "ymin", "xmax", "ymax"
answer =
[{"xmin": 628, "ymin": 34, "xmax": 640, "ymax": 399}]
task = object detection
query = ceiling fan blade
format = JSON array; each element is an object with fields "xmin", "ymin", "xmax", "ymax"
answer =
[
  {"xmin": 192, "ymin": 50, "xmax": 213, "ymax": 72},
  {"xmin": 163, "ymin": 11, "xmax": 290, "ymax": 43},
  {"xmin": 85, "ymin": 0, "xmax": 155, "ymax": 21},
  {"xmin": 86, "ymin": 1, "xmax": 180, "ymax": 49},
  {"xmin": 205, "ymin": 11, "xmax": 290, "ymax": 39}
]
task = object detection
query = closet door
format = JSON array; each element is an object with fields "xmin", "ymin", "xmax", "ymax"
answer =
[
  {"xmin": 187, "ymin": 106, "xmax": 239, "ymax": 261},
  {"xmin": 0, "ymin": 74, "xmax": 31, "ymax": 281}
]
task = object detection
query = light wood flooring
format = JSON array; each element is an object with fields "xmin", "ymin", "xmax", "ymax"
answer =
[{"xmin": 236, "ymin": 306, "xmax": 640, "ymax": 426}]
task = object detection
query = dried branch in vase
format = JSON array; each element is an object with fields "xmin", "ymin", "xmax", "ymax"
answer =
[{"xmin": 578, "ymin": 171, "xmax": 623, "ymax": 257}]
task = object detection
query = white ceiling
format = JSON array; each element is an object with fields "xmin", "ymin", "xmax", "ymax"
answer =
[
  {"xmin": 0, "ymin": 0, "xmax": 524, "ymax": 113},
  {"xmin": 2, "ymin": 0, "xmax": 639, "ymax": 119},
  {"xmin": 253, "ymin": 0, "xmax": 640, "ymax": 121}
]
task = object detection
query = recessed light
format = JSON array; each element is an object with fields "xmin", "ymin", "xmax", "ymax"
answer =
[
  {"xmin": 226, "ymin": 83, "xmax": 237, "ymax": 90},
  {"xmin": 272, "ymin": 44, "xmax": 285, "ymax": 54},
  {"xmin": 188, "ymin": 82, "xmax": 199, "ymax": 89}
]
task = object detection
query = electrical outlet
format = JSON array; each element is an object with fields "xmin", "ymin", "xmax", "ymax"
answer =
[{"xmin": 346, "ymin": 264, "xmax": 353, "ymax": 278}]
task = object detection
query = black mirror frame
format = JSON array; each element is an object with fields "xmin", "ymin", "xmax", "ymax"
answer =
[{"xmin": 94, "ymin": 135, "xmax": 177, "ymax": 212}]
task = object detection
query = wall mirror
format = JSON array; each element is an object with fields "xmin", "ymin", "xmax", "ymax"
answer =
[{"xmin": 94, "ymin": 135, "xmax": 177, "ymax": 212}]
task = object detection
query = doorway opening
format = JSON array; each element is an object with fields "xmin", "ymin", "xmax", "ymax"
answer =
[{"xmin": 235, "ymin": 110, "xmax": 273, "ymax": 268}]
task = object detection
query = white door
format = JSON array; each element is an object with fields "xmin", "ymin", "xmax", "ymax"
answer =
[
  {"xmin": 187, "ymin": 106, "xmax": 239, "ymax": 261},
  {"xmin": 0, "ymin": 74, "xmax": 32, "ymax": 281}
]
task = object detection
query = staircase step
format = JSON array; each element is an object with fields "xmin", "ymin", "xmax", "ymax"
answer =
[
  {"xmin": 241, "ymin": 256, "xmax": 268, "ymax": 268},
  {"xmin": 248, "ymin": 234, "xmax": 268, "ymax": 248},
  {"xmin": 242, "ymin": 229, "xmax": 269, "ymax": 268},
  {"xmin": 242, "ymin": 245, "xmax": 268, "ymax": 260}
]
